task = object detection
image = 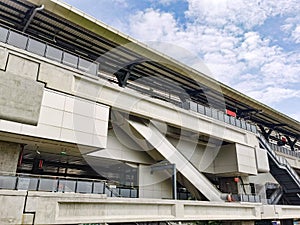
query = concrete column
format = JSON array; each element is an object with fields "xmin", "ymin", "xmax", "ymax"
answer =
[{"xmin": 0, "ymin": 141, "xmax": 20, "ymax": 175}]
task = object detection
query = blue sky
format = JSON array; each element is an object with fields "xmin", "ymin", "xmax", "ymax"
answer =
[{"xmin": 63, "ymin": 0, "xmax": 300, "ymax": 121}]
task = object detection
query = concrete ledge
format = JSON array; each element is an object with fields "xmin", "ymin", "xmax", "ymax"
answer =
[
  {"xmin": 0, "ymin": 190, "xmax": 26, "ymax": 225},
  {"xmin": 0, "ymin": 189, "xmax": 27, "ymax": 196},
  {"xmin": 22, "ymin": 192, "xmax": 300, "ymax": 224},
  {"xmin": 1, "ymin": 190, "xmax": 300, "ymax": 224}
]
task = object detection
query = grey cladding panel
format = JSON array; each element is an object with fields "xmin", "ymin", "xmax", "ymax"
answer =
[{"xmin": 0, "ymin": 71, "xmax": 44, "ymax": 125}]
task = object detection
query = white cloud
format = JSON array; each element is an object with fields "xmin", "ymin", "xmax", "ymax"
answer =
[
  {"xmin": 291, "ymin": 25, "xmax": 300, "ymax": 43},
  {"xmin": 248, "ymin": 87, "xmax": 300, "ymax": 105},
  {"xmin": 129, "ymin": 9, "xmax": 179, "ymax": 41},
  {"xmin": 124, "ymin": 0, "xmax": 300, "ymax": 111},
  {"xmin": 63, "ymin": 0, "xmax": 300, "ymax": 118}
]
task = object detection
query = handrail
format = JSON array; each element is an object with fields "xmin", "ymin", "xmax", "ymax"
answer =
[
  {"xmin": 268, "ymin": 186, "xmax": 283, "ymax": 205},
  {"xmin": 257, "ymin": 132, "xmax": 300, "ymax": 188},
  {"xmin": 269, "ymin": 142, "xmax": 300, "ymax": 159}
]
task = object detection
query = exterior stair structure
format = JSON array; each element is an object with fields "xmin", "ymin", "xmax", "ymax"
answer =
[
  {"xmin": 111, "ymin": 111, "xmax": 223, "ymax": 202},
  {"xmin": 258, "ymin": 133, "xmax": 300, "ymax": 205}
]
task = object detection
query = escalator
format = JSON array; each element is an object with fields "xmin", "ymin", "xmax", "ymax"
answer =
[{"xmin": 258, "ymin": 133, "xmax": 300, "ymax": 204}]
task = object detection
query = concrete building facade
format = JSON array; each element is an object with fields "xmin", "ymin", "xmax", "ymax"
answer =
[{"xmin": 0, "ymin": 0, "xmax": 300, "ymax": 224}]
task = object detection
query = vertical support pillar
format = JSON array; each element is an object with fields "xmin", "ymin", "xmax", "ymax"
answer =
[
  {"xmin": 172, "ymin": 164, "xmax": 177, "ymax": 200},
  {"xmin": 0, "ymin": 141, "xmax": 20, "ymax": 175}
]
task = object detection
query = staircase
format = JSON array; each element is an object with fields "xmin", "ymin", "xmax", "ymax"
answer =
[
  {"xmin": 112, "ymin": 111, "xmax": 223, "ymax": 202},
  {"xmin": 258, "ymin": 133, "xmax": 300, "ymax": 205}
]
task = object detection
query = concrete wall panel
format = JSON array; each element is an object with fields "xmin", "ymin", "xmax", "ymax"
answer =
[
  {"xmin": 236, "ymin": 144, "xmax": 257, "ymax": 175},
  {"xmin": 0, "ymin": 71, "xmax": 44, "ymax": 125},
  {"xmin": 138, "ymin": 165, "xmax": 173, "ymax": 199},
  {"xmin": 0, "ymin": 46, "xmax": 8, "ymax": 70},
  {"xmin": 0, "ymin": 141, "xmax": 20, "ymax": 174},
  {"xmin": 255, "ymin": 147, "xmax": 269, "ymax": 173},
  {"xmin": 0, "ymin": 190, "xmax": 26, "ymax": 225},
  {"xmin": 0, "ymin": 89, "xmax": 109, "ymax": 148},
  {"xmin": 6, "ymin": 54, "xmax": 39, "ymax": 80}
]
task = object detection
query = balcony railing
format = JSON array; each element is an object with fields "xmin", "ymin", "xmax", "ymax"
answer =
[
  {"xmin": 231, "ymin": 194, "xmax": 261, "ymax": 203},
  {"xmin": 0, "ymin": 26, "xmax": 98, "ymax": 75},
  {"xmin": 181, "ymin": 101, "xmax": 257, "ymax": 134},
  {"xmin": 0, "ymin": 173, "xmax": 138, "ymax": 198},
  {"xmin": 269, "ymin": 142, "xmax": 300, "ymax": 159}
]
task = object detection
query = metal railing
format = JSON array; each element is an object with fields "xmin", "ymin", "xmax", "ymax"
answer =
[
  {"xmin": 269, "ymin": 142, "xmax": 300, "ymax": 159},
  {"xmin": 0, "ymin": 173, "xmax": 138, "ymax": 198},
  {"xmin": 267, "ymin": 186, "xmax": 283, "ymax": 205},
  {"xmin": 258, "ymin": 133, "xmax": 300, "ymax": 187},
  {"xmin": 231, "ymin": 194, "xmax": 261, "ymax": 203},
  {"xmin": 180, "ymin": 101, "xmax": 257, "ymax": 134},
  {"xmin": 0, "ymin": 25, "xmax": 260, "ymax": 137},
  {"xmin": 0, "ymin": 26, "xmax": 98, "ymax": 75}
]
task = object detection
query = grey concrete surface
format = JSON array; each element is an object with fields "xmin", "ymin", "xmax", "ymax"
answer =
[{"xmin": 0, "ymin": 71, "xmax": 44, "ymax": 125}]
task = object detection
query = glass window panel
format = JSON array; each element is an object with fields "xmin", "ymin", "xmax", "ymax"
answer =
[
  {"xmin": 197, "ymin": 104, "xmax": 205, "ymax": 114},
  {"xmin": 182, "ymin": 101, "xmax": 190, "ymax": 110},
  {"xmin": 45, "ymin": 45, "xmax": 63, "ymax": 62},
  {"xmin": 58, "ymin": 179, "xmax": 76, "ymax": 192},
  {"xmin": 230, "ymin": 116, "xmax": 236, "ymax": 126},
  {"xmin": 110, "ymin": 188, "xmax": 119, "ymax": 197},
  {"xmin": 130, "ymin": 189, "xmax": 138, "ymax": 198},
  {"xmin": 28, "ymin": 178, "xmax": 39, "ymax": 190},
  {"xmin": 78, "ymin": 58, "xmax": 98, "ymax": 75},
  {"xmin": 120, "ymin": 188, "xmax": 131, "ymax": 197},
  {"xmin": 235, "ymin": 119, "xmax": 241, "ymax": 128},
  {"xmin": 0, "ymin": 27, "xmax": 9, "ymax": 42},
  {"xmin": 7, "ymin": 31, "xmax": 28, "ymax": 49},
  {"xmin": 93, "ymin": 182, "xmax": 105, "ymax": 194},
  {"xmin": 27, "ymin": 38, "xmax": 46, "ymax": 56},
  {"xmin": 190, "ymin": 102, "xmax": 197, "ymax": 112},
  {"xmin": 204, "ymin": 107, "xmax": 212, "ymax": 117},
  {"xmin": 241, "ymin": 120, "xmax": 246, "ymax": 129},
  {"xmin": 76, "ymin": 181, "xmax": 92, "ymax": 193},
  {"xmin": 0, "ymin": 176, "xmax": 16, "ymax": 189},
  {"xmin": 17, "ymin": 177, "xmax": 38, "ymax": 190},
  {"xmin": 105, "ymin": 187, "xmax": 113, "ymax": 197},
  {"xmin": 218, "ymin": 111, "xmax": 224, "ymax": 122},
  {"xmin": 251, "ymin": 125, "xmax": 257, "ymax": 133},
  {"xmin": 224, "ymin": 115, "xmax": 230, "ymax": 123},
  {"xmin": 89, "ymin": 63, "xmax": 98, "ymax": 75},
  {"xmin": 246, "ymin": 123, "xmax": 252, "ymax": 131},
  {"xmin": 62, "ymin": 52, "xmax": 78, "ymax": 68},
  {"xmin": 212, "ymin": 109, "xmax": 218, "ymax": 119},
  {"xmin": 38, "ymin": 178, "xmax": 57, "ymax": 192}
]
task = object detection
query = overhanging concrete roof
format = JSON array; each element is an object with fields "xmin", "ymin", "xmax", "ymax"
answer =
[{"xmin": 11, "ymin": 0, "xmax": 300, "ymax": 138}]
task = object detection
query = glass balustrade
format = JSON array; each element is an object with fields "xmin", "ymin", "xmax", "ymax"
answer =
[
  {"xmin": 0, "ymin": 26, "xmax": 98, "ymax": 76},
  {"xmin": 0, "ymin": 174, "xmax": 138, "ymax": 198},
  {"xmin": 0, "ymin": 26, "xmax": 260, "ymax": 136}
]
